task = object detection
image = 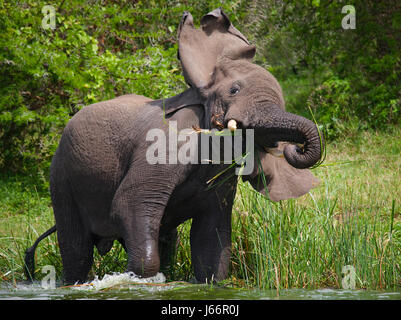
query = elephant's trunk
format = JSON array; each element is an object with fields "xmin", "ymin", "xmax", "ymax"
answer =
[{"xmin": 244, "ymin": 104, "xmax": 324, "ymax": 169}]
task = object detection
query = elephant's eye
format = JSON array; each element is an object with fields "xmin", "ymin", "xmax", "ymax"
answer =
[{"xmin": 229, "ymin": 86, "xmax": 240, "ymax": 95}]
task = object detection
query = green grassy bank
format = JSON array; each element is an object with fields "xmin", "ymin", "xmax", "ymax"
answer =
[{"xmin": 0, "ymin": 127, "xmax": 400, "ymax": 290}]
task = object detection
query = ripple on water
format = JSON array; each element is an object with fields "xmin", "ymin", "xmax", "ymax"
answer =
[{"xmin": 1, "ymin": 275, "xmax": 400, "ymax": 300}]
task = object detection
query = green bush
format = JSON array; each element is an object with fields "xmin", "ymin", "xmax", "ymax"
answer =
[
  {"xmin": 307, "ymin": 77, "xmax": 361, "ymax": 139},
  {"xmin": 356, "ymin": 54, "xmax": 401, "ymax": 128},
  {"xmin": 245, "ymin": 0, "xmax": 401, "ymax": 139},
  {"xmin": 307, "ymin": 72, "xmax": 401, "ymax": 140},
  {"xmin": 0, "ymin": 0, "xmax": 189, "ymax": 187}
]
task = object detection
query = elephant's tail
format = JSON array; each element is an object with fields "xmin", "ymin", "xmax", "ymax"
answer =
[{"xmin": 24, "ymin": 225, "xmax": 57, "ymax": 282}]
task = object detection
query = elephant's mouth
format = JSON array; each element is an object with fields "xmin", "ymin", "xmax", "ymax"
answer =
[
  {"xmin": 249, "ymin": 141, "xmax": 299, "ymax": 179},
  {"xmin": 247, "ymin": 143, "xmax": 272, "ymax": 180},
  {"xmin": 244, "ymin": 140, "xmax": 321, "ymax": 201}
]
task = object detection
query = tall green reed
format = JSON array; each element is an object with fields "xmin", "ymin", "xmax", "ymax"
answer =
[{"xmin": 230, "ymin": 179, "xmax": 400, "ymax": 290}]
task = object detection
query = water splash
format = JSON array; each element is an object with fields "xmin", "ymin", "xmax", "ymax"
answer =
[{"xmin": 70, "ymin": 272, "xmax": 166, "ymax": 291}]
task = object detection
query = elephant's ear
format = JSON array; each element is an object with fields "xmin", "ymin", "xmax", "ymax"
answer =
[
  {"xmin": 178, "ymin": 8, "xmax": 255, "ymax": 89},
  {"xmin": 157, "ymin": 87, "xmax": 203, "ymax": 116},
  {"xmin": 249, "ymin": 143, "xmax": 320, "ymax": 202}
]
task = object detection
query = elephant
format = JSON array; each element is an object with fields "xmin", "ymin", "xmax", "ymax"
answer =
[{"xmin": 24, "ymin": 9, "xmax": 324, "ymax": 285}]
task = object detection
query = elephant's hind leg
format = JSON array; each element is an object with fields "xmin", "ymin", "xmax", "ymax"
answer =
[
  {"xmin": 59, "ymin": 230, "xmax": 94, "ymax": 285},
  {"xmin": 51, "ymin": 182, "xmax": 94, "ymax": 285}
]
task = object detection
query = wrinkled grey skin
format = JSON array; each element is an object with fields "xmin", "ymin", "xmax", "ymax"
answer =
[{"xmin": 25, "ymin": 9, "xmax": 323, "ymax": 285}]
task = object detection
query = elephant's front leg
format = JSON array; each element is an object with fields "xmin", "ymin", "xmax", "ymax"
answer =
[
  {"xmin": 126, "ymin": 214, "xmax": 163, "ymax": 277},
  {"xmin": 112, "ymin": 168, "xmax": 181, "ymax": 278},
  {"xmin": 116, "ymin": 202, "xmax": 163, "ymax": 277},
  {"xmin": 190, "ymin": 199, "xmax": 233, "ymax": 283}
]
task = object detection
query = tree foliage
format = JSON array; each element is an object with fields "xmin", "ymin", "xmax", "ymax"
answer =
[
  {"xmin": 0, "ymin": 0, "xmax": 400, "ymax": 183},
  {"xmin": 244, "ymin": 0, "xmax": 401, "ymax": 137}
]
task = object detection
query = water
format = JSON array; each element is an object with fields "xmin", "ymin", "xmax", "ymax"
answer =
[{"xmin": 0, "ymin": 273, "xmax": 400, "ymax": 300}]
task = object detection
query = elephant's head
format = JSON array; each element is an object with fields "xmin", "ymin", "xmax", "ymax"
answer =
[{"xmin": 164, "ymin": 9, "xmax": 324, "ymax": 201}]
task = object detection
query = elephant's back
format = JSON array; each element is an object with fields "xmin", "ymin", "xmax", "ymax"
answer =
[
  {"xmin": 55, "ymin": 94, "xmax": 158, "ymax": 185},
  {"xmin": 64, "ymin": 93, "xmax": 156, "ymax": 150},
  {"xmin": 66, "ymin": 94, "xmax": 153, "ymax": 133}
]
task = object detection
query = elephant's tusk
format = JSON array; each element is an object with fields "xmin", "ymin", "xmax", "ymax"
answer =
[{"xmin": 227, "ymin": 119, "xmax": 237, "ymax": 132}]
